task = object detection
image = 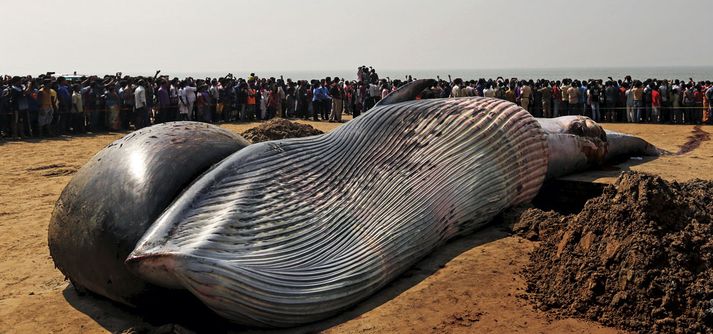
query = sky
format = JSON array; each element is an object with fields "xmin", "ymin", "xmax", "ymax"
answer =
[{"xmin": 1, "ymin": 0, "xmax": 712, "ymax": 75}]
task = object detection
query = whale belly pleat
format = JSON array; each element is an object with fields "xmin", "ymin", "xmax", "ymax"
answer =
[{"xmin": 127, "ymin": 98, "xmax": 549, "ymax": 327}]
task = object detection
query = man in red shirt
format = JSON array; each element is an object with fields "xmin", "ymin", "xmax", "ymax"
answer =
[{"xmin": 651, "ymin": 84, "xmax": 662, "ymax": 123}]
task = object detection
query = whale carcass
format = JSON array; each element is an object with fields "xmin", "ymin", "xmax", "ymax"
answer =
[{"xmin": 49, "ymin": 80, "xmax": 660, "ymax": 327}]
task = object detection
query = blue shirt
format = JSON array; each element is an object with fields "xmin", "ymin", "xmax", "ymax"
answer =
[
  {"xmin": 312, "ymin": 86, "xmax": 330, "ymax": 102},
  {"xmin": 57, "ymin": 85, "xmax": 72, "ymax": 109}
]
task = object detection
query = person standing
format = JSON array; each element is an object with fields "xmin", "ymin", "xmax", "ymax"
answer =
[
  {"xmin": 266, "ymin": 86, "xmax": 279, "ymax": 119},
  {"xmin": 642, "ymin": 83, "xmax": 652, "ymax": 123},
  {"xmin": 71, "ymin": 84, "xmax": 85, "ymax": 133},
  {"xmin": 632, "ymin": 82, "xmax": 644, "ymax": 122},
  {"xmin": 539, "ymin": 83, "xmax": 551, "ymax": 118},
  {"xmin": 179, "ymin": 81, "xmax": 197, "ymax": 121},
  {"xmin": 520, "ymin": 81, "xmax": 532, "ymax": 112},
  {"xmin": 505, "ymin": 84, "xmax": 516, "ymax": 103},
  {"xmin": 105, "ymin": 84, "xmax": 121, "ymax": 131},
  {"xmin": 258, "ymin": 84, "xmax": 267, "ymax": 120},
  {"xmin": 567, "ymin": 82, "xmax": 579, "ymax": 115},
  {"xmin": 450, "ymin": 79, "xmax": 464, "ymax": 98},
  {"xmin": 532, "ymin": 82, "xmax": 542, "ymax": 117},
  {"xmin": 5, "ymin": 77, "xmax": 26, "ymax": 138},
  {"xmin": 560, "ymin": 80, "xmax": 570, "ymax": 115},
  {"xmin": 578, "ymin": 81, "xmax": 588, "ymax": 117},
  {"xmin": 157, "ymin": 80, "xmax": 170, "ymax": 124},
  {"xmin": 233, "ymin": 82, "xmax": 246, "ymax": 121},
  {"xmin": 169, "ymin": 78, "xmax": 180, "ymax": 122},
  {"xmin": 693, "ymin": 85, "xmax": 704, "ymax": 125},
  {"xmin": 310, "ymin": 82, "xmax": 321, "ymax": 121},
  {"xmin": 209, "ymin": 79, "xmax": 222, "ymax": 122},
  {"xmin": 381, "ymin": 83, "xmax": 390, "ymax": 100},
  {"xmin": 134, "ymin": 80, "xmax": 148, "ymax": 129},
  {"xmin": 119, "ymin": 81, "xmax": 134, "ymax": 129},
  {"xmin": 329, "ymin": 77, "xmax": 344, "ymax": 122},
  {"xmin": 367, "ymin": 81, "xmax": 380, "ymax": 109},
  {"xmin": 285, "ymin": 80, "xmax": 296, "ymax": 118},
  {"xmin": 683, "ymin": 84, "xmax": 695, "ymax": 124},
  {"xmin": 483, "ymin": 83, "xmax": 496, "ymax": 98},
  {"xmin": 604, "ymin": 81, "xmax": 618, "ymax": 122},
  {"xmin": 37, "ymin": 80, "xmax": 57, "ymax": 137},
  {"xmin": 551, "ymin": 82, "xmax": 561, "ymax": 117},
  {"xmin": 245, "ymin": 83, "xmax": 256, "ymax": 121},
  {"xmin": 313, "ymin": 80, "xmax": 331, "ymax": 121},
  {"xmin": 659, "ymin": 81, "xmax": 670, "ymax": 123},
  {"xmin": 651, "ymin": 85, "xmax": 662, "ymax": 123},
  {"xmin": 355, "ymin": 81, "xmax": 366, "ymax": 117},
  {"xmin": 587, "ymin": 81, "xmax": 601, "ymax": 122},
  {"xmin": 198, "ymin": 85, "xmax": 213, "ymax": 122},
  {"xmin": 672, "ymin": 86, "xmax": 682, "ymax": 124},
  {"xmin": 296, "ymin": 81, "xmax": 308, "ymax": 119},
  {"xmin": 705, "ymin": 84, "xmax": 713, "ymax": 124},
  {"xmin": 624, "ymin": 83, "xmax": 634, "ymax": 123},
  {"xmin": 56, "ymin": 77, "xmax": 72, "ymax": 135}
]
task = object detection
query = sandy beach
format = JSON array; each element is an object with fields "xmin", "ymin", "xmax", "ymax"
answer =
[{"xmin": 1, "ymin": 120, "xmax": 711, "ymax": 334}]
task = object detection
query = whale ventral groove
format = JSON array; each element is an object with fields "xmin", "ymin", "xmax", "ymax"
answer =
[{"xmin": 126, "ymin": 97, "xmax": 549, "ymax": 327}]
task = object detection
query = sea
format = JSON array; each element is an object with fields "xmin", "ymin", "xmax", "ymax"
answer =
[{"xmin": 161, "ymin": 66, "xmax": 713, "ymax": 82}]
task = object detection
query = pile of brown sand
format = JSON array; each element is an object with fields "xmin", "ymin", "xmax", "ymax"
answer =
[
  {"xmin": 241, "ymin": 118, "xmax": 323, "ymax": 143},
  {"xmin": 513, "ymin": 172, "xmax": 713, "ymax": 333}
]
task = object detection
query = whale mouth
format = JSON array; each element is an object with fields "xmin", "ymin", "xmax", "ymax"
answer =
[{"xmin": 124, "ymin": 253, "xmax": 184, "ymax": 290}]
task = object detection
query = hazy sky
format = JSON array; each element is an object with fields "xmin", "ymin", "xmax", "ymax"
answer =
[{"xmin": 1, "ymin": 0, "xmax": 711, "ymax": 75}]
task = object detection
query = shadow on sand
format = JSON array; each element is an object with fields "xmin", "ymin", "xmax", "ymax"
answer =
[{"xmin": 63, "ymin": 223, "xmax": 511, "ymax": 334}]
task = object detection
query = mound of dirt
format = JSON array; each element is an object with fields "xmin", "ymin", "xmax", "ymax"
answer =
[
  {"xmin": 516, "ymin": 172, "xmax": 713, "ymax": 333},
  {"xmin": 241, "ymin": 118, "xmax": 324, "ymax": 143}
]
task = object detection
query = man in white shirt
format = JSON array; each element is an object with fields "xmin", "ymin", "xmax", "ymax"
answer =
[
  {"xmin": 450, "ymin": 79, "xmax": 465, "ymax": 98},
  {"xmin": 368, "ymin": 83, "xmax": 380, "ymax": 108},
  {"xmin": 483, "ymin": 84, "xmax": 496, "ymax": 98},
  {"xmin": 134, "ymin": 80, "xmax": 148, "ymax": 129},
  {"xmin": 179, "ymin": 83, "xmax": 197, "ymax": 121}
]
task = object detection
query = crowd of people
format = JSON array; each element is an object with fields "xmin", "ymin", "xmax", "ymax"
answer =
[
  {"xmin": 1, "ymin": 67, "xmax": 712, "ymax": 139},
  {"xmin": 438, "ymin": 75, "xmax": 713, "ymax": 125}
]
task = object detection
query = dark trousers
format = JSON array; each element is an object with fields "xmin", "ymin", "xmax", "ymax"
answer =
[
  {"xmin": 321, "ymin": 100, "xmax": 330, "ymax": 120},
  {"xmin": 569, "ymin": 103, "xmax": 579, "ymax": 116},
  {"xmin": 561, "ymin": 101, "xmax": 569, "ymax": 116},
  {"xmin": 135, "ymin": 107, "xmax": 148, "ymax": 129},
  {"xmin": 120, "ymin": 105, "xmax": 132, "ymax": 129},
  {"xmin": 71, "ymin": 113, "xmax": 85, "ymax": 133},
  {"xmin": 312, "ymin": 100, "xmax": 322, "ymax": 120},
  {"xmin": 157, "ymin": 107, "xmax": 170, "ymax": 123},
  {"xmin": 297, "ymin": 99, "xmax": 308, "ymax": 119},
  {"xmin": 88, "ymin": 109, "xmax": 100, "ymax": 132}
]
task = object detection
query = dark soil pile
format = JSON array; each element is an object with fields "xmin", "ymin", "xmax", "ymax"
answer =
[
  {"xmin": 515, "ymin": 172, "xmax": 713, "ymax": 333},
  {"xmin": 241, "ymin": 118, "xmax": 323, "ymax": 143}
]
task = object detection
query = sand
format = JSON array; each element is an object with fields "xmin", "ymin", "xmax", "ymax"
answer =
[{"xmin": 1, "ymin": 119, "xmax": 711, "ymax": 334}]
